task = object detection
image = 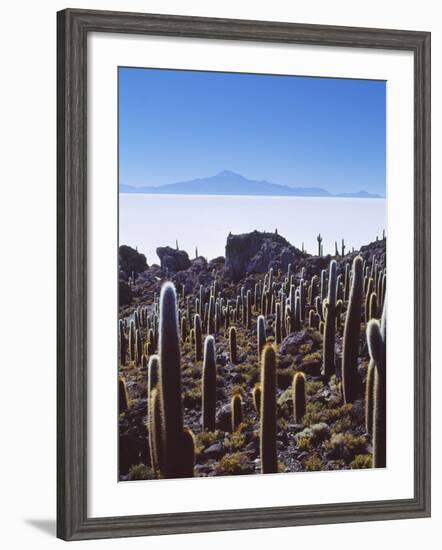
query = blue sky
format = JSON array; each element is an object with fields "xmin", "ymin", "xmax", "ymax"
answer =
[{"xmin": 119, "ymin": 67, "xmax": 386, "ymax": 196}]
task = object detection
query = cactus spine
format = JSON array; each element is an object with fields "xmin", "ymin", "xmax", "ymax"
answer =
[
  {"xmin": 260, "ymin": 344, "xmax": 277, "ymax": 474},
  {"xmin": 292, "ymin": 372, "xmax": 306, "ymax": 424},
  {"xmin": 342, "ymin": 256, "xmax": 363, "ymax": 403},
  {"xmin": 202, "ymin": 335, "xmax": 217, "ymax": 431}
]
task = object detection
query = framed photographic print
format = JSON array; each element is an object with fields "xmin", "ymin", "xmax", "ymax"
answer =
[{"xmin": 57, "ymin": 8, "xmax": 431, "ymax": 541}]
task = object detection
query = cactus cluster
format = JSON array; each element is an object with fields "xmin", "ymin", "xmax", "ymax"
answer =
[{"xmin": 119, "ymin": 232, "xmax": 387, "ymax": 480}]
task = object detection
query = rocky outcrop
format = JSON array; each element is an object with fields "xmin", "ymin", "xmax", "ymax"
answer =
[
  {"xmin": 119, "ymin": 245, "xmax": 148, "ymax": 280},
  {"xmin": 156, "ymin": 246, "xmax": 191, "ymax": 272},
  {"xmin": 224, "ymin": 230, "xmax": 305, "ymax": 281}
]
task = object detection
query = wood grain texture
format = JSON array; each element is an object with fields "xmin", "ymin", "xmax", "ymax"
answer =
[{"xmin": 57, "ymin": 8, "xmax": 431, "ymax": 541}]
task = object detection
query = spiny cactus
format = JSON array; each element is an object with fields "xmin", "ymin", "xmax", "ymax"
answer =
[
  {"xmin": 365, "ymin": 360, "xmax": 375, "ymax": 434},
  {"xmin": 257, "ymin": 315, "xmax": 266, "ymax": 360},
  {"xmin": 366, "ymin": 303, "xmax": 386, "ymax": 468},
  {"xmin": 342, "ymin": 256, "xmax": 363, "ymax": 403},
  {"xmin": 369, "ymin": 292, "xmax": 378, "ymax": 321},
  {"xmin": 275, "ymin": 302, "xmax": 282, "ymax": 344},
  {"xmin": 365, "ymin": 277, "xmax": 374, "ymax": 324},
  {"xmin": 292, "ymin": 372, "xmax": 306, "ymax": 424},
  {"xmin": 260, "ymin": 344, "xmax": 277, "ymax": 474},
  {"xmin": 229, "ymin": 326, "xmax": 237, "ymax": 364},
  {"xmin": 181, "ymin": 427, "xmax": 195, "ymax": 477},
  {"xmin": 208, "ymin": 295, "xmax": 215, "ymax": 334},
  {"xmin": 320, "ymin": 269, "xmax": 327, "ymax": 300},
  {"xmin": 119, "ymin": 319, "xmax": 127, "ymax": 366},
  {"xmin": 294, "ymin": 294, "xmax": 301, "ymax": 331},
  {"xmin": 129, "ymin": 320, "xmax": 136, "ymax": 362},
  {"xmin": 317, "ymin": 233, "xmax": 323, "ymax": 256},
  {"xmin": 147, "ymin": 355, "xmax": 160, "ymax": 472},
  {"xmin": 202, "ymin": 335, "xmax": 217, "ymax": 431},
  {"xmin": 252, "ymin": 383, "xmax": 261, "ymax": 415},
  {"xmin": 149, "ymin": 387, "xmax": 163, "ymax": 477},
  {"xmin": 194, "ymin": 313, "xmax": 203, "ymax": 361},
  {"xmin": 158, "ymin": 282, "xmax": 185, "ymax": 478},
  {"xmin": 135, "ymin": 329, "xmax": 143, "ymax": 366},
  {"xmin": 322, "ymin": 260, "xmax": 341, "ymax": 380},
  {"xmin": 246, "ymin": 290, "xmax": 252, "ymax": 329},
  {"xmin": 119, "ymin": 377, "xmax": 129, "ymax": 412},
  {"xmin": 231, "ymin": 393, "xmax": 243, "ymax": 432}
]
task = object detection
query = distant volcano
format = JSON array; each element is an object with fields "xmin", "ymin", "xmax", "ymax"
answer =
[{"xmin": 120, "ymin": 170, "xmax": 382, "ymax": 199}]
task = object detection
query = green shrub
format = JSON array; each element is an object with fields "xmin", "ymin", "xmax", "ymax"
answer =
[
  {"xmin": 215, "ymin": 452, "xmax": 252, "ymax": 475},
  {"xmin": 350, "ymin": 454, "xmax": 373, "ymax": 469}
]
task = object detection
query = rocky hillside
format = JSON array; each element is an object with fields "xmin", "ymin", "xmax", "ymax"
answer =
[{"xmin": 118, "ymin": 230, "xmax": 386, "ymax": 480}]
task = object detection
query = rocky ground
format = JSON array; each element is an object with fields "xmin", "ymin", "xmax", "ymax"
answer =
[{"xmin": 118, "ymin": 230, "xmax": 386, "ymax": 480}]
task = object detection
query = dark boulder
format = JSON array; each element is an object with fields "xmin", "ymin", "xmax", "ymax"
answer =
[
  {"xmin": 119, "ymin": 245, "xmax": 147, "ymax": 278},
  {"xmin": 156, "ymin": 246, "xmax": 191, "ymax": 272},
  {"xmin": 225, "ymin": 230, "xmax": 305, "ymax": 281}
]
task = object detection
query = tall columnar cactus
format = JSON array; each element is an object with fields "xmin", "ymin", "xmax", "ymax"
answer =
[
  {"xmin": 365, "ymin": 278, "xmax": 374, "ymax": 324},
  {"xmin": 252, "ymin": 383, "xmax": 261, "ymax": 414},
  {"xmin": 292, "ymin": 372, "xmax": 306, "ymax": 424},
  {"xmin": 229, "ymin": 326, "xmax": 237, "ymax": 364},
  {"xmin": 344, "ymin": 263, "xmax": 350, "ymax": 302},
  {"xmin": 119, "ymin": 377, "xmax": 129, "ymax": 412},
  {"xmin": 158, "ymin": 282, "xmax": 185, "ymax": 478},
  {"xmin": 299, "ymin": 279, "xmax": 305, "ymax": 321},
  {"xmin": 147, "ymin": 355, "xmax": 160, "ymax": 472},
  {"xmin": 315, "ymin": 295, "xmax": 324, "ymax": 322},
  {"xmin": 208, "ymin": 295, "xmax": 215, "ymax": 335},
  {"xmin": 275, "ymin": 302, "xmax": 282, "ymax": 344},
  {"xmin": 365, "ymin": 360, "xmax": 375, "ymax": 434},
  {"xmin": 129, "ymin": 320, "xmax": 136, "ymax": 362},
  {"xmin": 367, "ymin": 304, "xmax": 387, "ymax": 468},
  {"xmin": 342, "ymin": 256, "xmax": 363, "ymax": 403},
  {"xmin": 119, "ymin": 319, "xmax": 127, "ymax": 366},
  {"xmin": 317, "ymin": 233, "xmax": 323, "ymax": 256},
  {"xmin": 294, "ymin": 294, "xmax": 301, "ymax": 331},
  {"xmin": 322, "ymin": 260, "xmax": 341, "ymax": 380},
  {"xmin": 246, "ymin": 290, "xmax": 252, "ymax": 329},
  {"xmin": 181, "ymin": 427, "xmax": 195, "ymax": 478},
  {"xmin": 231, "ymin": 393, "xmax": 243, "ymax": 432},
  {"xmin": 309, "ymin": 274, "xmax": 318, "ymax": 305},
  {"xmin": 194, "ymin": 313, "xmax": 203, "ymax": 361},
  {"xmin": 257, "ymin": 315, "xmax": 266, "ymax": 360},
  {"xmin": 135, "ymin": 329, "xmax": 143, "ymax": 366},
  {"xmin": 202, "ymin": 335, "xmax": 217, "ymax": 431},
  {"xmin": 369, "ymin": 292, "xmax": 378, "ymax": 321},
  {"xmin": 320, "ymin": 269, "xmax": 327, "ymax": 300},
  {"xmin": 260, "ymin": 344, "xmax": 277, "ymax": 474},
  {"xmin": 149, "ymin": 387, "xmax": 163, "ymax": 477}
]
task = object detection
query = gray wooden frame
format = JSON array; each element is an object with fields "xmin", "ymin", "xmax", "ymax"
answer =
[{"xmin": 57, "ymin": 8, "xmax": 431, "ymax": 541}]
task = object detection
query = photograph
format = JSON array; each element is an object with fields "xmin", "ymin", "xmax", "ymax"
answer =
[{"xmin": 117, "ymin": 67, "xmax": 387, "ymax": 481}]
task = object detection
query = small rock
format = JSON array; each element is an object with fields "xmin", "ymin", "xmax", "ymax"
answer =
[{"xmin": 204, "ymin": 442, "xmax": 225, "ymax": 459}]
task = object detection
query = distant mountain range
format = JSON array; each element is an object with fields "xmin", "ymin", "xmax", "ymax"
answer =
[{"xmin": 120, "ymin": 170, "xmax": 383, "ymax": 199}]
